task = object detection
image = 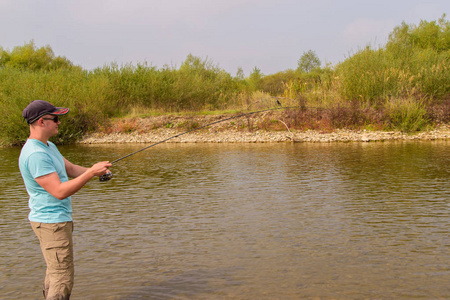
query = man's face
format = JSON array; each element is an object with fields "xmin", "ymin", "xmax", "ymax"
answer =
[{"xmin": 39, "ymin": 114, "xmax": 61, "ymax": 135}]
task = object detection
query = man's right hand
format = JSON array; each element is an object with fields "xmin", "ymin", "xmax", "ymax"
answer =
[{"xmin": 89, "ymin": 161, "xmax": 112, "ymax": 177}]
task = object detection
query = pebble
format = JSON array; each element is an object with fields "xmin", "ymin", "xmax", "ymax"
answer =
[{"xmin": 78, "ymin": 126, "xmax": 450, "ymax": 144}]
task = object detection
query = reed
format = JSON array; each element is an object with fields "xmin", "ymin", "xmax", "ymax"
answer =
[
  {"xmin": 0, "ymin": 16, "xmax": 449, "ymax": 145},
  {"xmin": 0, "ymin": 53, "xmax": 242, "ymax": 145},
  {"xmin": 385, "ymin": 98, "xmax": 430, "ymax": 132}
]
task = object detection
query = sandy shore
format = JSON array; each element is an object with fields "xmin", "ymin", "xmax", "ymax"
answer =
[{"xmin": 79, "ymin": 125, "xmax": 450, "ymax": 144}]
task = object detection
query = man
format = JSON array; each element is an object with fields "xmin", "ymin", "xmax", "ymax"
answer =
[{"xmin": 19, "ymin": 100, "xmax": 112, "ymax": 300}]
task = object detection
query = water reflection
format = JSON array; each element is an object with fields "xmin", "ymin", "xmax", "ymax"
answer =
[{"xmin": 1, "ymin": 141, "xmax": 449, "ymax": 299}]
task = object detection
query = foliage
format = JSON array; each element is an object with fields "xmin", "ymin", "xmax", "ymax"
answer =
[
  {"xmin": 336, "ymin": 14, "xmax": 450, "ymax": 102},
  {"xmin": 297, "ymin": 50, "xmax": 321, "ymax": 73},
  {"xmin": 260, "ymin": 70, "xmax": 298, "ymax": 95},
  {"xmin": 247, "ymin": 67, "xmax": 263, "ymax": 92},
  {"xmin": 99, "ymin": 54, "xmax": 240, "ymax": 112},
  {"xmin": 386, "ymin": 15, "xmax": 450, "ymax": 54},
  {"xmin": 0, "ymin": 41, "xmax": 78, "ymax": 71},
  {"xmin": 1, "ymin": 16, "xmax": 450, "ymax": 145},
  {"xmin": 385, "ymin": 98, "xmax": 430, "ymax": 132}
]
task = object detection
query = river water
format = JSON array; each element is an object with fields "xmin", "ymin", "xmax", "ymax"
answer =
[{"xmin": 1, "ymin": 141, "xmax": 449, "ymax": 299}]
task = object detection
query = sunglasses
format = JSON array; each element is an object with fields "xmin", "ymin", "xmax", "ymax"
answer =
[{"xmin": 41, "ymin": 116, "xmax": 59, "ymax": 123}]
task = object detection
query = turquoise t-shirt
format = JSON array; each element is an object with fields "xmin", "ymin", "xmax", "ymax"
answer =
[{"xmin": 19, "ymin": 139, "xmax": 72, "ymax": 223}]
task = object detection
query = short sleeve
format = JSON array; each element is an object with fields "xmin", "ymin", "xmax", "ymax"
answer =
[{"xmin": 27, "ymin": 152, "xmax": 57, "ymax": 179}]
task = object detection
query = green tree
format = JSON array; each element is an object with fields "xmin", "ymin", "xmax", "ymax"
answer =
[
  {"xmin": 235, "ymin": 67, "xmax": 245, "ymax": 80},
  {"xmin": 248, "ymin": 67, "xmax": 263, "ymax": 91},
  {"xmin": 297, "ymin": 50, "xmax": 321, "ymax": 73},
  {"xmin": 0, "ymin": 40, "xmax": 76, "ymax": 71},
  {"xmin": 260, "ymin": 70, "xmax": 298, "ymax": 95},
  {"xmin": 386, "ymin": 14, "xmax": 450, "ymax": 54}
]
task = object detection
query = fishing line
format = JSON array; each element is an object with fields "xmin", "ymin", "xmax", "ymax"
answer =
[{"xmin": 99, "ymin": 104, "xmax": 299, "ymax": 181}]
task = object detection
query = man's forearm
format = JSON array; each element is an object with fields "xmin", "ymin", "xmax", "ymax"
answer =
[
  {"xmin": 36, "ymin": 170, "xmax": 96, "ymax": 200},
  {"xmin": 56, "ymin": 170, "xmax": 95, "ymax": 199},
  {"xmin": 69, "ymin": 164, "xmax": 89, "ymax": 178},
  {"xmin": 64, "ymin": 157, "xmax": 89, "ymax": 178}
]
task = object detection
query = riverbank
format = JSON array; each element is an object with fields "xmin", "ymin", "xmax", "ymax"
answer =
[
  {"xmin": 78, "ymin": 114, "xmax": 450, "ymax": 144},
  {"xmin": 78, "ymin": 127, "xmax": 450, "ymax": 144}
]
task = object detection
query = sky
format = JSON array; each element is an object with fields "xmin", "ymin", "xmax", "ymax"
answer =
[{"xmin": 0, "ymin": 0, "xmax": 448, "ymax": 76}]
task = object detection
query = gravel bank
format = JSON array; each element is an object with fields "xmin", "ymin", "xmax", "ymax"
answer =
[{"xmin": 79, "ymin": 125, "xmax": 450, "ymax": 144}]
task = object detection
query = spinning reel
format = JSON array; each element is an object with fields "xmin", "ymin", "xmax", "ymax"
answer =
[{"xmin": 99, "ymin": 171, "xmax": 113, "ymax": 182}]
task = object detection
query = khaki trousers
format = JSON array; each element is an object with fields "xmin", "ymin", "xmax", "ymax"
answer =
[{"xmin": 30, "ymin": 221, "xmax": 74, "ymax": 300}]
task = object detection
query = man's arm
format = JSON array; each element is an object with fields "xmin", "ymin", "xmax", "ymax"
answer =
[
  {"xmin": 35, "ymin": 161, "xmax": 112, "ymax": 200},
  {"xmin": 64, "ymin": 158, "xmax": 89, "ymax": 178}
]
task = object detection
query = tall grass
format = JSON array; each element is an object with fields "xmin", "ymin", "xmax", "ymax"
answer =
[
  {"xmin": 0, "ymin": 66, "xmax": 114, "ymax": 145},
  {"xmin": 385, "ymin": 98, "xmax": 430, "ymax": 132},
  {"xmin": 99, "ymin": 55, "xmax": 241, "ymax": 112},
  {"xmin": 1, "ymin": 16, "xmax": 449, "ymax": 145},
  {"xmin": 0, "ymin": 51, "xmax": 246, "ymax": 145}
]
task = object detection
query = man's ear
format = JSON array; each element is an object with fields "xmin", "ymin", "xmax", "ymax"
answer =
[{"xmin": 30, "ymin": 118, "xmax": 43, "ymax": 127}]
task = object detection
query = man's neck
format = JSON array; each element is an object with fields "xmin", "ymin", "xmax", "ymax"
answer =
[{"xmin": 28, "ymin": 132, "xmax": 50, "ymax": 145}]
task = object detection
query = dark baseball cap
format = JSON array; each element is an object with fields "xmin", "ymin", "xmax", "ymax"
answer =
[{"xmin": 22, "ymin": 100, "xmax": 69, "ymax": 124}]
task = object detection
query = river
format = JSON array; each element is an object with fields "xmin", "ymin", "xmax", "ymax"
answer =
[{"xmin": 1, "ymin": 141, "xmax": 449, "ymax": 299}]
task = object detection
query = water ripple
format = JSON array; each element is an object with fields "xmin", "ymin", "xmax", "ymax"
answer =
[{"xmin": 1, "ymin": 142, "xmax": 449, "ymax": 299}]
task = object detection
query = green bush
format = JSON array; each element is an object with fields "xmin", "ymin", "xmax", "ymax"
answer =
[
  {"xmin": 0, "ymin": 41, "xmax": 78, "ymax": 71},
  {"xmin": 1, "ymin": 16, "xmax": 449, "ymax": 145},
  {"xmin": 385, "ymin": 98, "xmax": 430, "ymax": 132},
  {"xmin": 335, "ymin": 14, "xmax": 450, "ymax": 103},
  {"xmin": 0, "ymin": 66, "xmax": 112, "ymax": 145},
  {"xmin": 260, "ymin": 70, "xmax": 298, "ymax": 95}
]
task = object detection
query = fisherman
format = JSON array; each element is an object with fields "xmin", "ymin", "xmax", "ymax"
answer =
[{"xmin": 18, "ymin": 100, "xmax": 112, "ymax": 300}]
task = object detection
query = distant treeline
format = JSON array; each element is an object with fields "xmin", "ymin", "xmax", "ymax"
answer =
[{"xmin": 1, "ymin": 15, "xmax": 449, "ymax": 145}]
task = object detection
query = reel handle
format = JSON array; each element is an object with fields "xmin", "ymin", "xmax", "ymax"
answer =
[{"xmin": 99, "ymin": 171, "xmax": 113, "ymax": 182}]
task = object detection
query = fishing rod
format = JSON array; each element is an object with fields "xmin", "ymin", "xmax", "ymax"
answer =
[{"xmin": 99, "ymin": 104, "xmax": 299, "ymax": 181}]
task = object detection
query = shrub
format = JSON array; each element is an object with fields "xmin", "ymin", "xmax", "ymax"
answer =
[
  {"xmin": 385, "ymin": 98, "xmax": 430, "ymax": 132},
  {"xmin": 1, "ymin": 16, "xmax": 450, "ymax": 146},
  {"xmin": 0, "ymin": 40, "xmax": 78, "ymax": 71}
]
